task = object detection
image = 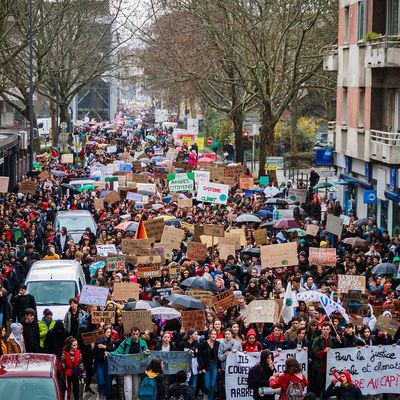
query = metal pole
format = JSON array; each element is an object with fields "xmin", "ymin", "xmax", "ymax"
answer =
[{"xmin": 28, "ymin": 0, "xmax": 34, "ymax": 169}]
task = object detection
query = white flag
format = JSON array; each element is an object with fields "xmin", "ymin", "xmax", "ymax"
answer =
[{"xmin": 281, "ymin": 283, "xmax": 299, "ymax": 324}]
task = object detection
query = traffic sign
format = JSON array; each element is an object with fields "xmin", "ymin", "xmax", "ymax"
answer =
[{"xmin": 207, "ymin": 137, "xmax": 213, "ymax": 146}]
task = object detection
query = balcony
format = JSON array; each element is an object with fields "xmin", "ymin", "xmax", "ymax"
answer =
[
  {"xmin": 365, "ymin": 36, "xmax": 400, "ymax": 68},
  {"xmin": 323, "ymin": 45, "xmax": 338, "ymax": 71},
  {"xmin": 370, "ymin": 129, "xmax": 400, "ymax": 164},
  {"xmin": 327, "ymin": 121, "xmax": 336, "ymax": 147}
]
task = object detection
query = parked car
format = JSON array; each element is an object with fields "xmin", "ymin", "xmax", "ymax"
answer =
[
  {"xmin": 0, "ymin": 353, "xmax": 66, "ymax": 400},
  {"xmin": 25, "ymin": 260, "xmax": 86, "ymax": 321},
  {"xmin": 54, "ymin": 209, "xmax": 97, "ymax": 243}
]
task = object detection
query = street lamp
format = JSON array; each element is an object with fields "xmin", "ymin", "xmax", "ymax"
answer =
[{"xmin": 28, "ymin": 0, "xmax": 34, "ymax": 169}]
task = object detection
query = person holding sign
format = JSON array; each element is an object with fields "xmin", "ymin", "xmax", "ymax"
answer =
[{"xmin": 324, "ymin": 370, "xmax": 363, "ymax": 400}]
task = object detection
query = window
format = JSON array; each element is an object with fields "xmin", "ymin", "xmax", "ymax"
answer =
[
  {"xmin": 342, "ymin": 88, "xmax": 348, "ymax": 125},
  {"xmin": 387, "ymin": 0, "xmax": 400, "ymax": 34},
  {"xmin": 359, "ymin": 88, "xmax": 365, "ymax": 127},
  {"xmin": 344, "ymin": 6, "xmax": 350, "ymax": 42},
  {"xmin": 383, "ymin": 89, "xmax": 400, "ymax": 132},
  {"xmin": 393, "ymin": 202, "xmax": 400, "ymax": 235},
  {"xmin": 357, "ymin": 1, "xmax": 367, "ymax": 41},
  {"xmin": 380, "ymin": 200, "xmax": 389, "ymax": 230}
]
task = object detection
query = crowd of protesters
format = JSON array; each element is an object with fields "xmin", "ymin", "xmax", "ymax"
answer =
[{"xmin": 0, "ymin": 116, "xmax": 399, "ymax": 400}]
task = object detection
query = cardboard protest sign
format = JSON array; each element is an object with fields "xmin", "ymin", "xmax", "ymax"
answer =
[
  {"xmin": 197, "ymin": 182, "xmax": 229, "ymax": 205},
  {"xmin": 194, "ymin": 170, "xmax": 210, "ymax": 186},
  {"xmin": 305, "ymin": 224, "xmax": 319, "ymax": 236},
  {"xmin": 166, "ymin": 148, "xmax": 179, "ymax": 161},
  {"xmin": 161, "ymin": 226, "xmax": 185, "ymax": 249},
  {"xmin": 188, "ymin": 289, "xmax": 213, "ymax": 308},
  {"xmin": 326, "ymin": 214, "xmax": 344, "ymax": 236},
  {"xmin": 181, "ymin": 310, "xmax": 206, "ymax": 331},
  {"xmin": 260, "ymin": 242, "xmax": 298, "ymax": 268},
  {"xmin": 122, "ymin": 310, "xmax": 152, "ymax": 333},
  {"xmin": 177, "ymin": 198, "xmax": 193, "ymax": 208},
  {"xmin": 19, "ymin": 179, "xmax": 37, "ymax": 194},
  {"xmin": 309, "ymin": 248, "xmax": 337, "ymax": 267},
  {"xmin": 338, "ymin": 274, "xmax": 366, "ymax": 293},
  {"xmin": 203, "ymin": 224, "xmax": 225, "ymax": 237},
  {"xmin": 106, "ymin": 255, "xmax": 126, "ymax": 271},
  {"xmin": 136, "ymin": 265, "xmax": 162, "ymax": 278},
  {"xmin": 79, "ymin": 285, "xmax": 109, "ymax": 307},
  {"xmin": 96, "ymin": 244, "xmax": 117, "ymax": 257},
  {"xmin": 61, "ymin": 153, "xmax": 74, "ymax": 164},
  {"xmin": 186, "ymin": 241, "xmax": 207, "ymax": 261},
  {"xmin": 94, "ymin": 198, "xmax": 104, "ymax": 211},
  {"xmin": 210, "ymin": 166, "xmax": 225, "ymax": 182},
  {"xmin": 113, "ymin": 282, "xmax": 140, "ymax": 301},
  {"xmin": 144, "ymin": 218, "xmax": 165, "ymax": 241},
  {"xmin": 254, "ymin": 229, "xmax": 268, "ymax": 246},
  {"xmin": 38, "ymin": 170, "xmax": 50, "ymax": 182},
  {"xmin": 152, "ymin": 286, "xmax": 173, "ymax": 299},
  {"xmin": 228, "ymin": 229, "xmax": 247, "ymax": 246},
  {"xmin": 121, "ymin": 238, "xmax": 155, "ymax": 255},
  {"xmin": 212, "ymin": 289, "xmax": 238, "ymax": 313},
  {"xmin": 193, "ymin": 225, "xmax": 204, "ymax": 242},
  {"xmin": 218, "ymin": 243, "xmax": 236, "ymax": 261},
  {"xmin": 341, "ymin": 292, "xmax": 370, "ymax": 315},
  {"xmin": 247, "ymin": 300, "xmax": 279, "ymax": 324},
  {"xmin": 239, "ymin": 177, "xmax": 254, "ymax": 190},
  {"xmin": 224, "ymin": 165, "xmax": 243, "ymax": 178},
  {"xmin": 105, "ymin": 191, "xmax": 121, "ymax": 205},
  {"xmin": 81, "ymin": 330, "xmax": 104, "ymax": 345},
  {"xmin": 91, "ymin": 311, "xmax": 115, "ymax": 325},
  {"xmin": 288, "ymin": 188, "xmax": 307, "ymax": 203}
]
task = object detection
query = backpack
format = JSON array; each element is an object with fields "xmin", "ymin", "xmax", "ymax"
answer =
[
  {"xmin": 139, "ymin": 376, "xmax": 158, "ymax": 400},
  {"xmin": 285, "ymin": 379, "xmax": 304, "ymax": 400}
]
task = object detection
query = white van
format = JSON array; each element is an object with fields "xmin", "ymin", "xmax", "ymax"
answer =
[
  {"xmin": 54, "ymin": 209, "xmax": 97, "ymax": 243},
  {"xmin": 25, "ymin": 260, "xmax": 86, "ymax": 321},
  {"xmin": 37, "ymin": 118, "xmax": 52, "ymax": 139}
]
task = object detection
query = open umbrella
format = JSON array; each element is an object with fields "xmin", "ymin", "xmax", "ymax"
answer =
[
  {"xmin": 255, "ymin": 210, "xmax": 273, "ymax": 219},
  {"xmin": 273, "ymin": 218, "xmax": 301, "ymax": 229},
  {"xmin": 371, "ymin": 263, "xmax": 397, "ymax": 276},
  {"xmin": 260, "ymin": 221, "xmax": 276, "ymax": 228},
  {"xmin": 180, "ymin": 277, "xmax": 219, "ymax": 292},
  {"xmin": 60, "ymin": 183, "xmax": 79, "ymax": 193},
  {"xmin": 123, "ymin": 300, "xmax": 161, "ymax": 310},
  {"xmin": 152, "ymin": 156, "xmax": 167, "ymax": 163},
  {"xmin": 164, "ymin": 218, "xmax": 181, "ymax": 227},
  {"xmin": 78, "ymin": 184, "xmax": 95, "ymax": 193},
  {"xmin": 313, "ymin": 182, "xmax": 333, "ymax": 189},
  {"xmin": 166, "ymin": 294, "xmax": 205, "ymax": 310},
  {"xmin": 240, "ymin": 248, "xmax": 261, "ymax": 257},
  {"xmin": 266, "ymin": 198, "xmax": 292, "ymax": 206},
  {"xmin": 51, "ymin": 170, "xmax": 68, "ymax": 177},
  {"xmin": 236, "ymin": 214, "xmax": 262, "ymax": 224},
  {"xmin": 114, "ymin": 221, "xmax": 138, "ymax": 231},
  {"xmin": 198, "ymin": 157, "xmax": 214, "ymax": 163},
  {"xmin": 287, "ymin": 228, "xmax": 306, "ymax": 237},
  {"xmin": 146, "ymin": 135, "xmax": 157, "ymax": 142},
  {"xmin": 151, "ymin": 307, "xmax": 181, "ymax": 320},
  {"xmin": 341, "ymin": 237, "xmax": 369, "ymax": 248},
  {"xmin": 354, "ymin": 218, "xmax": 369, "ymax": 227}
]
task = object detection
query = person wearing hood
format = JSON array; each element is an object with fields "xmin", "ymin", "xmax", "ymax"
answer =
[
  {"xmin": 324, "ymin": 370, "xmax": 362, "ymax": 400},
  {"xmin": 264, "ymin": 324, "xmax": 288, "ymax": 351},
  {"xmin": 242, "ymin": 329, "xmax": 263, "ymax": 353},
  {"xmin": 6, "ymin": 322, "xmax": 25, "ymax": 353},
  {"xmin": 167, "ymin": 369, "xmax": 194, "ymax": 400},
  {"xmin": 38, "ymin": 308, "xmax": 55, "ymax": 350},
  {"xmin": 269, "ymin": 357, "xmax": 308, "ymax": 400},
  {"xmin": 248, "ymin": 349, "xmax": 276, "ymax": 400},
  {"xmin": 139, "ymin": 358, "xmax": 165, "ymax": 400},
  {"xmin": 44, "ymin": 320, "xmax": 69, "ymax": 357},
  {"xmin": 21, "ymin": 308, "xmax": 40, "ymax": 353}
]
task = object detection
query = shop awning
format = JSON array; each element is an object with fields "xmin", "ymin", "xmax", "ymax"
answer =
[
  {"xmin": 384, "ymin": 191, "xmax": 400, "ymax": 203},
  {"xmin": 339, "ymin": 174, "xmax": 373, "ymax": 190}
]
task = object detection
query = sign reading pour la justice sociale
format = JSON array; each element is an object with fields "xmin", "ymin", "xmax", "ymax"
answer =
[{"xmin": 197, "ymin": 182, "xmax": 229, "ymax": 204}]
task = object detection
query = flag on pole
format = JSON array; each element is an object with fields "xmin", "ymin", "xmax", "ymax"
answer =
[
  {"xmin": 134, "ymin": 217, "xmax": 148, "ymax": 239},
  {"xmin": 281, "ymin": 283, "xmax": 299, "ymax": 324}
]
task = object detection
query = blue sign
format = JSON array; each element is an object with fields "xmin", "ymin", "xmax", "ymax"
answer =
[
  {"xmin": 365, "ymin": 162, "xmax": 372, "ymax": 182},
  {"xmin": 315, "ymin": 148, "xmax": 334, "ymax": 166},
  {"xmin": 364, "ymin": 190, "xmax": 377, "ymax": 204},
  {"xmin": 390, "ymin": 168, "xmax": 398, "ymax": 191}
]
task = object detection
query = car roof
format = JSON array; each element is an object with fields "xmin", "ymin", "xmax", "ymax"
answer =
[
  {"xmin": 56, "ymin": 210, "xmax": 92, "ymax": 217},
  {"xmin": 27, "ymin": 260, "xmax": 82, "ymax": 281},
  {"xmin": 0, "ymin": 353, "xmax": 55, "ymax": 378}
]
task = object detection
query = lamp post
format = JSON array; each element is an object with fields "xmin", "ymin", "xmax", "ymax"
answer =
[{"xmin": 28, "ymin": 0, "xmax": 34, "ymax": 169}]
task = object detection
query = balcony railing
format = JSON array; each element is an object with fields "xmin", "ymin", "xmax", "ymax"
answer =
[
  {"xmin": 323, "ymin": 45, "xmax": 338, "ymax": 71},
  {"xmin": 365, "ymin": 36, "xmax": 400, "ymax": 68},
  {"xmin": 370, "ymin": 129, "xmax": 400, "ymax": 164}
]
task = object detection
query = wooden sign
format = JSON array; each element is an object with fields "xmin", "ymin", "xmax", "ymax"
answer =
[
  {"xmin": 137, "ymin": 265, "xmax": 162, "ymax": 278},
  {"xmin": 218, "ymin": 243, "xmax": 236, "ymax": 260},
  {"xmin": 19, "ymin": 180, "xmax": 37, "ymax": 194},
  {"xmin": 144, "ymin": 218, "xmax": 165, "ymax": 241},
  {"xmin": 212, "ymin": 289, "xmax": 238, "ymax": 313},
  {"xmin": 107, "ymin": 255, "xmax": 126, "ymax": 271},
  {"xmin": 254, "ymin": 229, "xmax": 268, "ymax": 246},
  {"xmin": 338, "ymin": 274, "xmax": 366, "ymax": 293},
  {"xmin": 309, "ymin": 248, "xmax": 337, "ymax": 267},
  {"xmin": 61, "ymin": 153, "xmax": 74, "ymax": 164},
  {"xmin": 239, "ymin": 177, "xmax": 254, "ymax": 190},
  {"xmin": 94, "ymin": 198, "xmax": 104, "ymax": 211},
  {"xmin": 38, "ymin": 170, "xmax": 50, "ymax": 182},
  {"xmin": 177, "ymin": 198, "xmax": 193, "ymax": 208},
  {"xmin": 326, "ymin": 214, "xmax": 344, "ymax": 236},
  {"xmin": 105, "ymin": 191, "xmax": 121, "ymax": 205},
  {"xmin": 224, "ymin": 165, "xmax": 243, "ymax": 178},
  {"xmin": 81, "ymin": 330, "xmax": 104, "ymax": 345},
  {"xmin": 113, "ymin": 282, "xmax": 140, "ymax": 301},
  {"xmin": 375, "ymin": 315, "xmax": 400, "ymax": 337},
  {"xmin": 181, "ymin": 310, "xmax": 206, "ymax": 331},
  {"xmin": 121, "ymin": 238, "xmax": 155, "ymax": 255},
  {"xmin": 186, "ymin": 241, "xmax": 207, "ymax": 261},
  {"xmin": 122, "ymin": 310, "xmax": 152, "ymax": 333},
  {"xmin": 91, "ymin": 311, "xmax": 115, "ymax": 325},
  {"xmin": 203, "ymin": 224, "xmax": 225, "ymax": 238},
  {"xmin": 127, "ymin": 173, "xmax": 151, "ymax": 183},
  {"xmin": 247, "ymin": 300, "xmax": 279, "ymax": 324},
  {"xmin": 306, "ymin": 224, "xmax": 319, "ymax": 236},
  {"xmin": 260, "ymin": 242, "xmax": 298, "ymax": 268},
  {"xmin": 161, "ymin": 226, "xmax": 185, "ymax": 249},
  {"xmin": 188, "ymin": 289, "xmax": 213, "ymax": 308},
  {"xmin": 193, "ymin": 225, "xmax": 204, "ymax": 242}
]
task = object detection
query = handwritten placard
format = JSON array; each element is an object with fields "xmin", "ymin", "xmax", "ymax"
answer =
[
  {"xmin": 260, "ymin": 242, "xmax": 298, "ymax": 268},
  {"xmin": 326, "ymin": 214, "xmax": 344, "ymax": 236},
  {"xmin": 181, "ymin": 310, "xmax": 206, "ymax": 331},
  {"xmin": 309, "ymin": 248, "xmax": 337, "ymax": 267},
  {"xmin": 91, "ymin": 311, "xmax": 115, "ymax": 325},
  {"xmin": 105, "ymin": 191, "xmax": 121, "ymax": 205},
  {"xmin": 81, "ymin": 330, "xmax": 104, "ymax": 345},
  {"xmin": 113, "ymin": 282, "xmax": 140, "ymax": 301},
  {"xmin": 122, "ymin": 310, "xmax": 152, "ymax": 333},
  {"xmin": 121, "ymin": 238, "xmax": 155, "ymax": 255},
  {"xmin": 161, "ymin": 226, "xmax": 185, "ymax": 249},
  {"xmin": 218, "ymin": 243, "xmax": 236, "ymax": 260},
  {"xmin": 247, "ymin": 300, "xmax": 279, "ymax": 324},
  {"xmin": 186, "ymin": 241, "xmax": 207, "ymax": 261},
  {"xmin": 305, "ymin": 224, "xmax": 319, "ymax": 236},
  {"xmin": 188, "ymin": 289, "xmax": 213, "ymax": 308},
  {"xmin": 254, "ymin": 229, "xmax": 268, "ymax": 246},
  {"xmin": 79, "ymin": 285, "xmax": 109, "ymax": 307},
  {"xmin": 338, "ymin": 274, "xmax": 366, "ymax": 293},
  {"xmin": 144, "ymin": 218, "xmax": 165, "ymax": 242},
  {"xmin": 107, "ymin": 255, "xmax": 126, "ymax": 271},
  {"xmin": 212, "ymin": 289, "xmax": 238, "ymax": 313},
  {"xmin": 203, "ymin": 224, "xmax": 225, "ymax": 237}
]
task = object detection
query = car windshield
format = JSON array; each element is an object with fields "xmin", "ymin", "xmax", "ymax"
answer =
[
  {"xmin": 56, "ymin": 216, "xmax": 96, "ymax": 233},
  {"xmin": 0, "ymin": 377, "xmax": 58, "ymax": 399},
  {"xmin": 26, "ymin": 281, "xmax": 77, "ymax": 306}
]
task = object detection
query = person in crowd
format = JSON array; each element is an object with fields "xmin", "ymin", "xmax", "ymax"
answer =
[
  {"xmin": 242, "ymin": 328, "xmax": 263, "ymax": 352},
  {"xmin": 44, "ymin": 320, "xmax": 69, "ymax": 357},
  {"xmin": 265, "ymin": 323, "xmax": 288, "ymax": 351},
  {"xmin": 38, "ymin": 308, "xmax": 55, "ymax": 350},
  {"xmin": 64, "ymin": 297, "xmax": 85, "ymax": 337},
  {"xmin": 180, "ymin": 328, "xmax": 200, "ymax": 395},
  {"xmin": 0, "ymin": 326, "xmax": 7, "ymax": 355},
  {"xmin": 21, "ymin": 308, "xmax": 40, "ymax": 353},
  {"xmin": 11, "ymin": 284, "xmax": 37, "ymax": 322},
  {"xmin": 62, "ymin": 336, "xmax": 85, "ymax": 400},
  {"xmin": 139, "ymin": 357, "xmax": 166, "ymax": 400},
  {"xmin": 325, "ymin": 370, "xmax": 363, "ymax": 400},
  {"xmin": 167, "ymin": 369, "xmax": 194, "ymax": 400},
  {"xmin": 248, "ymin": 349, "xmax": 276, "ymax": 400}
]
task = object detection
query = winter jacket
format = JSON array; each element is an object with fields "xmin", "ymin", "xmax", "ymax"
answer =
[
  {"xmin": 21, "ymin": 318, "xmax": 40, "ymax": 353},
  {"xmin": 44, "ymin": 321, "xmax": 69, "ymax": 357},
  {"xmin": 243, "ymin": 329, "xmax": 263, "ymax": 353},
  {"xmin": 63, "ymin": 308, "xmax": 84, "ymax": 336},
  {"xmin": 217, "ymin": 338, "xmax": 242, "ymax": 371},
  {"xmin": 94, "ymin": 336, "xmax": 116, "ymax": 362},
  {"xmin": 111, "ymin": 336, "xmax": 148, "ymax": 355},
  {"xmin": 264, "ymin": 333, "xmax": 288, "ymax": 351},
  {"xmin": 141, "ymin": 370, "xmax": 166, "ymax": 400},
  {"xmin": 311, "ymin": 334, "xmax": 338, "ymax": 374},
  {"xmin": 38, "ymin": 318, "xmax": 55, "ymax": 348},
  {"xmin": 198, "ymin": 339, "xmax": 220, "ymax": 371},
  {"xmin": 11, "ymin": 293, "xmax": 37, "ymax": 322},
  {"xmin": 269, "ymin": 372, "xmax": 308, "ymax": 400},
  {"xmin": 61, "ymin": 350, "xmax": 84, "ymax": 377},
  {"xmin": 167, "ymin": 383, "xmax": 195, "ymax": 400},
  {"xmin": 248, "ymin": 350, "xmax": 275, "ymax": 400},
  {"xmin": 6, "ymin": 338, "xmax": 25, "ymax": 354},
  {"xmin": 325, "ymin": 382, "xmax": 363, "ymax": 399}
]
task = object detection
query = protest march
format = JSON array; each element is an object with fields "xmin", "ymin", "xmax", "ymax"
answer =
[{"xmin": 1, "ymin": 114, "xmax": 400, "ymax": 400}]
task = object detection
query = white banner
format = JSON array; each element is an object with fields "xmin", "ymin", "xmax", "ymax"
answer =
[
  {"xmin": 197, "ymin": 182, "xmax": 229, "ymax": 205},
  {"xmin": 225, "ymin": 350, "xmax": 308, "ymax": 400},
  {"xmin": 326, "ymin": 345, "xmax": 400, "ymax": 395}
]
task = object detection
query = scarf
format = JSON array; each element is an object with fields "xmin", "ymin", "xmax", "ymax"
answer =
[{"xmin": 10, "ymin": 323, "xmax": 24, "ymax": 352}]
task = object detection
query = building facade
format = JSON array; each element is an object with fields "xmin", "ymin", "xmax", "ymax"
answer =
[{"xmin": 326, "ymin": 0, "xmax": 400, "ymax": 235}]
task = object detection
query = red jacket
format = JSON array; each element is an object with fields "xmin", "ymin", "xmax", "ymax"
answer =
[
  {"xmin": 63, "ymin": 349, "xmax": 81, "ymax": 376},
  {"xmin": 270, "ymin": 373, "xmax": 308, "ymax": 400}
]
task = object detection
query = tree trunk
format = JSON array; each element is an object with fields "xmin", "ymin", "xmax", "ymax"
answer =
[
  {"xmin": 231, "ymin": 109, "xmax": 244, "ymax": 163},
  {"xmin": 50, "ymin": 100, "xmax": 57, "ymax": 146},
  {"xmin": 258, "ymin": 105, "xmax": 275, "ymax": 178}
]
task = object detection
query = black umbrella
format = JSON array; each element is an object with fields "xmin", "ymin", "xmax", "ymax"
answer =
[
  {"xmin": 180, "ymin": 277, "xmax": 219, "ymax": 292},
  {"xmin": 123, "ymin": 300, "xmax": 161, "ymax": 310},
  {"xmin": 26, "ymin": 170, "xmax": 41, "ymax": 177},
  {"xmin": 164, "ymin": 218, "xmax": 181, "ymax": 227},
  {"xmin": 371, "ymin": 263, "xmax": 397, "ymax": 276},
  {"xmin": 166, "ymin": 294, "xmax": 205, "ymax": 310},
  {"xmin": 240, "ymin": 248, "xmax": 261, "ymax": 257},
  {"xmin": 61, "ymin": 183, "xmax": 79, "ymax": 192},
  {"xmin": 354, "ymin": 218, "xmax": 369, "ymax": 227},
  {"xmin": 115, "ymin": 137, "xmax": 128, "ymax": 143},
  {"xmin": 260, "ymin": 221, "xmax": 275, "ymax": 229},
  {"xmin": 266, "ymin": 198, "xmax": 293, "ymax": 206}
]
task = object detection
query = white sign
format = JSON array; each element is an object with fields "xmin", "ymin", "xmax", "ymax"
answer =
[
  {"xmin": 137, "ymin": 183, "xmax": 157, "ymax": 194},
  {"xmin": 340, "ymin": 214, "xmax": 351, "ymax": 225},
  {"xmin": 187, "ymin": 118, "xmax": 199, "ymax": 135},
  {"xmin": 225, "ymin": 350, "xmax": 308, "ymax": 400},
  {"xmin": 194, "ymin": 170, "xmax": 210, "ymax": 189},
  {"xmin": 326, "ymin": 345, "xmax": 400, "ymax": 395},
  {"xmin": 197, "ymin": 182, "xmax": 229, "ymax": 205},
  {"xmin": 96, "ymin": 244, "xmax": 117, "ymax": 257},
  {"xmin": 107, "ymin": 145, "xmax": 117, "ymax": 154},
  {"xmin": 79, "ymin": 285, "xmax": 109, "ymax": 307},
  {"xmin": 266, "ymin": 156, "xmax": 284, "ymax": 168},
  {"xmin": 273, "ymin": 208, "xmax": 294, "ymax": 220},
  {"xmin": 168, "ymin": 173, "xmax": 194, "ymax": 192}
]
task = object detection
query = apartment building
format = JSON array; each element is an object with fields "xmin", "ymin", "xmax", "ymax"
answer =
[{"xmin": 325, "ymin": 0, "xmax": 400, "ymax": 234}]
